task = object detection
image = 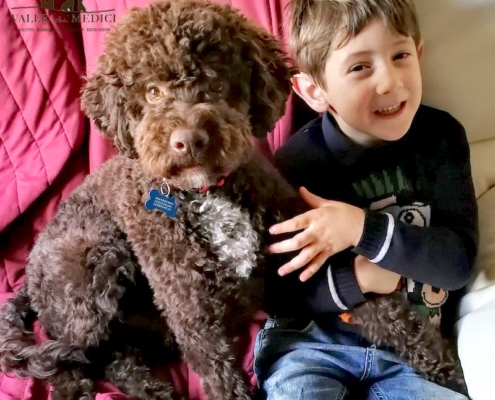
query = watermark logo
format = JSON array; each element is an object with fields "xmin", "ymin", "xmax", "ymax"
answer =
[
  {"xmin": 11, "ymin": 1, "xmax": 116, "ymax": 31},
  {"xmin": 41, "ymin": 0, "xmax": 86, "ymax": 13}
]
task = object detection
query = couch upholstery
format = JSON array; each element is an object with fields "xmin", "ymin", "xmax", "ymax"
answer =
[{"xmin": 416, "ymin": 1, "xmax": 495, "ymax": 399}]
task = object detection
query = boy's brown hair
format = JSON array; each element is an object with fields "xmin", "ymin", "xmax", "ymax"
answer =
[{"xmin": 288, "ymin": 0, "xmax": 421, "ymax": 87}]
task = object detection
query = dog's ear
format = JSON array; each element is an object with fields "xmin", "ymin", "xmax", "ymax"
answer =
[
  {"xmin": 241, "ymin": 25, "xmax": 292, "ymax": 138},
  {"xmin": 80, "ymin": 54, "xmax": 136, "ymax": 158}
]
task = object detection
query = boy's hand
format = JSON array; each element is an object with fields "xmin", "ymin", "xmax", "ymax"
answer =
[
  {"xmin": 269, "ymin": 187, "xmax": 365, "ymax": 281},
  {"xmin": 354, "ymin": 255, "xmax": 401, "ymax": 294}
]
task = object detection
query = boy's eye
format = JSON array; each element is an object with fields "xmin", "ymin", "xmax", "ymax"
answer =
[
  {"xmin": 394, "ymin": 52, "xmax": 410, "ymax": 61},
  {"xmin": 349, "ymin": 64, "xmax": 368, "ymax": 73}
]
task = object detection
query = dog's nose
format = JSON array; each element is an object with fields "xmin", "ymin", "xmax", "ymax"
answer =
[{"xmin": 170, "ymin": 129, "xmax": 209, "ymax": 156}]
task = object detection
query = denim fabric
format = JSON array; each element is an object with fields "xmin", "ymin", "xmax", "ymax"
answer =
[{"xmin": 254, "ymin": 318, "xmax": 468, "ymax": 400}]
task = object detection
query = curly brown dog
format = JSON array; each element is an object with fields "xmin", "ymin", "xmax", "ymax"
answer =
[
  {"xmin": 0, "ymin": 1, "xmax": 293, "ymax": 399},
  {"xmin": 0, "ymin": 0, "xmax": 465, "ymax": 399}
]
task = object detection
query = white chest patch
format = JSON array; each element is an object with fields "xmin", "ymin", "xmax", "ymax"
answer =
[{"xmin": 189, "ymin": 194, "xmax": 260, "ymax": 278}]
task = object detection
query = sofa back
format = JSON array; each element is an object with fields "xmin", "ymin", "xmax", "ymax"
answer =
[
  {"xmin": 416, "ymin": 0, "xmax": 495, "ymax": 288},
  {"xmin": 416, "ymin": 0, "xmax": 495, "ymax": 199}
]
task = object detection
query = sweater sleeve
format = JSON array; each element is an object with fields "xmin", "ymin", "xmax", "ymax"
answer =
[
  {"xmin": 353, "ymin": 121, "xmax": 478, "ymax": 290},
  {"xmin": 264, "ymin": 249, "xmax": 366, "ymax": 316},
  {"xmin": 304, "ymin": 250, "xmax": 366, "ymax": 314}
]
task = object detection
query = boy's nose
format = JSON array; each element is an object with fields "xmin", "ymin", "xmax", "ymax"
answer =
[{"xmin": 376, "ymin": 66, "xmax": 403, "ymax": 95}]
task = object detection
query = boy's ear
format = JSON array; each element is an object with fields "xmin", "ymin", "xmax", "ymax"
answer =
[
  {"xmin": 417, "ymin": 39, "xmax": 425, "ymax": 61},
  {"xmin": 291, "ymin": 73, "xmax": 330, "ymax": 113}
]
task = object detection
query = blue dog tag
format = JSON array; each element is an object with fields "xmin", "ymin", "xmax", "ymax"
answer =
[{"xmin": 145, "ymin": 189, "xmax": 177, "ymax": 218}]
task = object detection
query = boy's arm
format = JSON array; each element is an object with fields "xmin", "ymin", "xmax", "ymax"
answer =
[
  {"xmin": 268, "ymin": 126, "xmax": 393, "ymax": 315},
  {"xmin": 353, "ymin": 121, "xmax": 478, "ymax": 290},
  {"xmin": 304, "ymin": 250, "xmax": 366, "ymax": 313},
  {"xmin": 268, "ymin": 137, "xmax": 369, "ymax": 315},
  {"xmin": 267, "ymin": 250, "xmax": 402, "ymax": 315},
  {"xmin": 265, "ymin": 249, "xmax": 367, "ymax": 316}
]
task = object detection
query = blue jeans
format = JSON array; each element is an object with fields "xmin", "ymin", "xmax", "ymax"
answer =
[{"xmin": 253, "ymin": 318, "xmax": 468, "ymax": 400}]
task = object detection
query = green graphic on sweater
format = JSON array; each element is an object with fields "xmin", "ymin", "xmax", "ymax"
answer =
[
  {"xmin": 354, "ymin": 166, "xmax": 444, "ymax": 327},
  {"xmin": 352, "ymin": 167, "xmax": 414, "ymax": 200}
]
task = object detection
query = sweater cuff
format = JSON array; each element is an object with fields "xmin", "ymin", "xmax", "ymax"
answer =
[
  {"xmin": 328, "ymin": 252, "xmax": 365, "ymax": 310},
  {"xmin": 354, "ymin": 210, "xmax": 395, "ymax": 263}
]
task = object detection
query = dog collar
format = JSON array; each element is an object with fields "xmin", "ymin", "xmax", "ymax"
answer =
[
  {"xmin": 198, "ymin": 174, "xmax": 229, "ymax": 193},
  {"xmin": 144, "ymin": 174, "xmax": 229, "ymax": 217}
]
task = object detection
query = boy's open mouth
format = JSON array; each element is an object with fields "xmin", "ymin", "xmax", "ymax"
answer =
[{"xmin": 374, "ymin": 101, "xmax": 406, "ymax": 117}]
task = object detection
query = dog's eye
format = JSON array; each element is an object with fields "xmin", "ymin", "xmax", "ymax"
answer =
[
  {"xmin": 147, "ymin": 86, "xmax": 164, "ymax": 102},
  {"xmin": 210, "ymin": 80, "xmax": 224, "ymax": 93}
]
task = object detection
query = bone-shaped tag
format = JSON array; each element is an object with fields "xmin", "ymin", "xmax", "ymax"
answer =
[{"xmin": 144, "ymin": 189, "xmax": 177, "ymax": 218}]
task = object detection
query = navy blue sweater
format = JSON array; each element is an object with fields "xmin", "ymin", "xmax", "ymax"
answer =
[{"xmin": 270, "ymin": 105, "xmax": 478, "ymax": 333}]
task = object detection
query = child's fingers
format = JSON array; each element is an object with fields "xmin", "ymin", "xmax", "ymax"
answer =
[
  {"xmin": 299, "ymin": 187, "xmax": 330, "ymax": 209},
  {"xmin": 299, "ymin": 252, "xmax": 330, "ymax": 282},
  {"xmin": 269, "ymin": 213, "xmax": 309, "ymax": 235},
  {"xmin": 269, "ymin": 230, "xmax": 311, "ymax": 254},
  {"xmin": 277, "ymin": 246, "xmax": 318, "ymax": 276}
]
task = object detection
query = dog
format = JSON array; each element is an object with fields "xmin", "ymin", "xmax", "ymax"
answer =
[
  {"xmin": 0, "ymin": 0, "xmax": 465, "ymax": 399},
  {"xmin": 0, "ymin": 1, "xmax": 293, "ymax": 399}
]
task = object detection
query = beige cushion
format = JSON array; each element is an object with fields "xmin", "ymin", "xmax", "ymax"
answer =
[
  {"xmin": 471, "ymin": 187, "xmax": 495, "ymax": 291},
  {"xmin": 457, "ymin": 186, "xmax": 495, "ymax": 399},
  {"xmin": 416, "ymin": 0, "xmax": 495, "ymax": 143},
  {"xmin": 469, "ymin": 139, "xmax": 495, "ymax": 199},
  {"xmin": 468, "ymin": 139, "xmax": 495, "ymax": 291}
]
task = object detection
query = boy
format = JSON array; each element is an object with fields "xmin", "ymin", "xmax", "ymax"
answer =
[{"xmin": 254, "ymin": 0, "xmax": 478, "ymax": 399}]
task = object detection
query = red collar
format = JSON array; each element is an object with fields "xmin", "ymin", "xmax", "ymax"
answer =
[{"xmin": 198, "ymin": 174, "xmax": 228, "ymax": 193}]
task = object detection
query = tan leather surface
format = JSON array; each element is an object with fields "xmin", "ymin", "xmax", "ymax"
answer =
[
  {"xmin": 472, "ymin": 187, "xmax": 495, "ymax": 290},
  {"xmin": 469, "ymin": 139, "xmax": 495, "ymax": 199},
  {"xmin": 417, "ymin": 0, "xmax": 495, "ymax": 143}
]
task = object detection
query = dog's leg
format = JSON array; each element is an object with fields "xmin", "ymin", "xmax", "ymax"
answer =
[
  {"xmin": 45, "ymin": 236, "xmax": 140, "ymax": 398},
  {"xmin": 15, "ymin": 199, "xmax": 140, "ymax": 398},
  {"xmin": 101, "ymin": 287, "xmax": 182, "ymax": 400},
  {"xmin": 50, "ymin": 369, "xmax": 95, "ymax": 400},
  {"xmin": 104, "ymin": 350, "xmax": 183, "ymax": 400},
  {"xmin": 179, "ymin": 324, "xmax": 252, "ymax": 400},
  {"xmin": 155, "ymin": 290, "xmax": 253, "ymax": 400},
  {"xmin": 28, "ymin": 234, "xmax": 138, "ymax": 400}
]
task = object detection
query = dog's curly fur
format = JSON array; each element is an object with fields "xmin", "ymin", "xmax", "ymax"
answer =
[
  {"xmin": 351, "ymin": 294, "xmax": 466, "ymax": 393},
  {"xmin": 0, "ymin": 0, "xmax": 465, "ymax": 399},
  {"xmin": 0, "ymin": 2, "xmax": 293, "ymax": 399}
]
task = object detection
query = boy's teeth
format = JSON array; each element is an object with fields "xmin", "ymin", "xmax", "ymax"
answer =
[{"xmin": 377, "ymin": 103, "xmax": 401, "ymax": 115}]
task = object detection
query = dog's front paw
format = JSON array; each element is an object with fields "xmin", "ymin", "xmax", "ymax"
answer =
[
  {"xmin": 51, "ymin": 390, "xmax": 95, "ymax": 400},
  {"xmin": 202, "ymin": 371, "xmax": 253, "ymax": 400},
  {"xmin": 233, "ymin": 386, "xmax": 254, "ymax": 400},
  {"xmin": 228, "ymin": 374, "xmax": 255, "ymax": 400}
]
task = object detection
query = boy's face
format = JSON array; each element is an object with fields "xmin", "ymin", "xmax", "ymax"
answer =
[{"xmin": 294, "ymin": 19, "xmax": 423, "ymax": 145}]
